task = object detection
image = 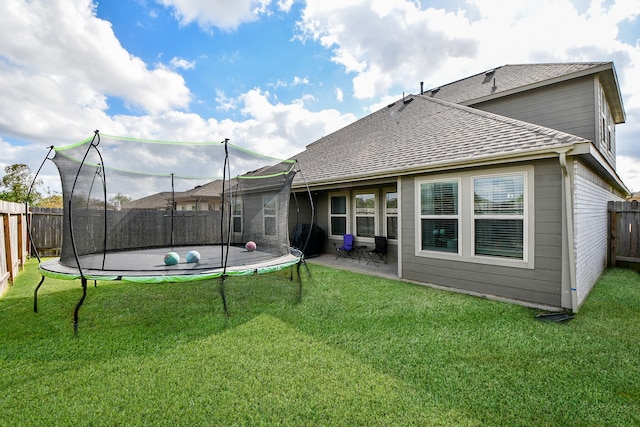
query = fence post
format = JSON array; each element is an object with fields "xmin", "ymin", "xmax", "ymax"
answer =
[
  {"xmin": 631, "ymin": 200, "xmax": 639, "ymax": 259},
  {"xmin": 2, "ymin": 212, "xmax": 15, "ymax": 284},
  {"xmin": 17, "ymin": 211, "xmax": 25, "ymax": 269},
  {"xmin": 607, "ymin": 201, "xmax": 616, "ymax": 268}
]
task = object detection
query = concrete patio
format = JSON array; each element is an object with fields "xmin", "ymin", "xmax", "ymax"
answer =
[{"xmin": 304, "ymin": 252, "xmax": 398, "ymax": 280}]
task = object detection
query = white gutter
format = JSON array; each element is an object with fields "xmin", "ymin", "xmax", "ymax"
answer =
[
  {"xmin": 558, "ymin": 150, "xmax": 579, "ymax": 313},
  {"xmin": 293, "ymin": 144, "xmax": 583, "ymax": 191}
]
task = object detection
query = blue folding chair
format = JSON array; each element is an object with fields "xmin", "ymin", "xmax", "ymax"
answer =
[{"xmin": 335, "ymin": 233, "xmax": 354, "ymax": 259}]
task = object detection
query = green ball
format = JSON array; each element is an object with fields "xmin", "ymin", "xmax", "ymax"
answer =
[{"xmin": 164, "ymin": 251, "xmax": 180, "ymax": 266}]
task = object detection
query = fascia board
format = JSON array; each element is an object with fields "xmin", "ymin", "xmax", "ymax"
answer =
[{"xmin": 293, "ymin": 144, "xmax": 587, "ymax": 190}]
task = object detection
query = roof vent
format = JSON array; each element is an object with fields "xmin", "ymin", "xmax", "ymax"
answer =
[
  {"xmin": 430, "ymin": 88, "xmax": 440, "ymax": 96},
  {"xmin": 485, "ymin": 69, "xmax": 495, "ymax": 76}
]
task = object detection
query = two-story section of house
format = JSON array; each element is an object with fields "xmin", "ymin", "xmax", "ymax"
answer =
[
  {"xmin": 291, "ymin": 62, "xmax": 629, "ymax": 312},
  {"xmin": 426, "ymin": 63, "xmax": 624, "ymax": 171}
]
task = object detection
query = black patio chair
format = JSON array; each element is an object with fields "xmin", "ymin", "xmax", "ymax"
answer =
[{"xmin": 367, "ymin": 236, "xmax": 387, "ymax": 265}]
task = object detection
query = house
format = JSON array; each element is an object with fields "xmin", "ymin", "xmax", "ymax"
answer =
[
  {"xmin": 124, "ymin": 179, "xmax": 229, "ymax": 211},
  {"xmin": 290, "ymin": 62, "xmax": 629, "ymax": 312}
]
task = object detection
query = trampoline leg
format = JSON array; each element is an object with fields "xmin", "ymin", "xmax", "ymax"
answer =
[
  {"xmin": 295, "ymin": 260, "xmax": 312, "ymax": 303},
  {"xmin": 301, "ymin": 259, "xmax": 311, "ymax": 279},
  {"xmin": 74, "ymin": 278, "xmax": 88, "ymax": 336},
  {"xmin": 219, "ymin": 276, "xmax": 229, "ymax": 317},
  {"xmin": 296, "ymin": 262, "xmax": 303, "ymax": 303},
  {"xmin": 34, "ymin": 275, "xmax": 45, "ymax": 313}
]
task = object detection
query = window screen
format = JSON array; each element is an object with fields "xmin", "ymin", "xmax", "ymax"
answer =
[
  {"xmin": 419, "ymin": 181, "xmax": 458, "ymax": 253},
  {"xmin": 473, "ymin": 174, "xmax": 524, "ymax": 259},
  {"xmin": 330, "ymin": 195, "xmax": 347, "ymax": 236},
  {"xmin": 385, "ymin": 191, "xmax": 398, "ymax": 240},
  {"xmin": 354, "ymin": 193, "xmax": 375, "ymax": 238}
]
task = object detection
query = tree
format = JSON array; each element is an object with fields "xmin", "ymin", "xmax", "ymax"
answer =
[
  {"xmin": 34, "ymin": 186, "xmax": 63, "ymax": 208},
  {"xmin": 37, "ymin": 194, "xmax": 63, "ymax": 208},
  {"xmin": 0, "ymin": 164, "xmax": 42, "ymax": 204}
]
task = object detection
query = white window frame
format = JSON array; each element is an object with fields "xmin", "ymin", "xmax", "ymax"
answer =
[
  {"xmin": 415, "ymin": 178, "xmax": 461, "ymax": 257},
  {"xmin": 414, "ymin": 166, "xmax": 535, "ymax": 269},
  {"xmin": 598, "ymin": 83, "xmax": 615, "ymax": 153},
  {"xmin": 353, "ymin": 191, "xmax": 377, "ymax": 240},
  {"xmin": 329, "ymin": 192, "xmax": 349, "ymax": 238},
  {"xmin": 384, "ymin": 188, "xmax": 398, "ymax": 241},
  {"xmin": 263, "ymin": 194, "xmax": 276, "ymax": 236},
  {"xmin": 232, "ymin": 197, "xmax": 243, "ymax": 234},
  {"xmin": 471, "ymin": 172, "xmax": 528, "ymax": 263}
]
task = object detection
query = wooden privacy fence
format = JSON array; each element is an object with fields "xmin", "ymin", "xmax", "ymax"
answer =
[
  {"xmin": 608, "ymin": 200, "xmax": 640, "ymax": 270},
  {"xmin": 30, "ymin": 207, "xmax": 63, "ymax": 257},
  {"xmin": 0, "ymin": 201, "xmax": 27, "ymax": 296}
]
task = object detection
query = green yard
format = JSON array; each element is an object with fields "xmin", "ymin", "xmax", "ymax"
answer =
[{"xmin": 1, "ymin": 259, "xmax": 639, "ymax": 426}]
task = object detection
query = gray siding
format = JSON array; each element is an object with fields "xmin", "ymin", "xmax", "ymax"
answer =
[
  {"xmin": 472, "ymin": 77, "xmax": 597, "ymax": 147},
  {"xmin": 401, "ymin": 160, "xmax": 564, "ymax": 307}
]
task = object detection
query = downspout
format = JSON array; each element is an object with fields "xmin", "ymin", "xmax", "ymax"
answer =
[{"xmin": 559, "ymin": 150, "xmax": 579, "ymax": 313}]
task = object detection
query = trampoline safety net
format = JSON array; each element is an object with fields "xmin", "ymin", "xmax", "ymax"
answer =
[{"xmin": 46, "ymin": 131, "xmax": 300, "ymax": 279}]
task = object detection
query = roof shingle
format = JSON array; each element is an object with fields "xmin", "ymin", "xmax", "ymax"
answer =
[{"xmin": 293, "ymin": 95, "xmax": 585, "ymax": 186}]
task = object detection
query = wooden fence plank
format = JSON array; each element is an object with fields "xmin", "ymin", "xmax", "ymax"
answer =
[
  {"xmin": 608, "ymin": 200, "xmax": 640, "ymax": 270},
  {"xmin": 1, "ymin": 202, "xmax": 27, "ymax": 294},
  {"xmin": 2, "ymin": 213, "xmax": 14, "ymax": 284}
]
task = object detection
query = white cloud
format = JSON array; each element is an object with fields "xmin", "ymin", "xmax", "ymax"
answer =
[
  {"xmin": 169, "ymin": 57, "xmax": 196, "ymax": 70},
  {"xmin": 616, "ymin": 155, "xmax": 640, "ymax": 193},
  {"xmin": 0, "ymin": 0, "xmax": 191, "ymax": 142},
  {"xmin": 335, "ymin": 87, "xmax": 344, "ymax": 102},
  {"xmin": 292, "ymin": 76, "xmax": 310, "ymax": 86},
  {"xmin": 296, "ymin": 0, "xmax": 478, "ymax": 98},
  {"xmin": 111, "ymin": 89, "xmax": 355, "ymax": 160},
  {"xmin": 156, "ymin": 0, "xmax": 272, "ymax": 30}
]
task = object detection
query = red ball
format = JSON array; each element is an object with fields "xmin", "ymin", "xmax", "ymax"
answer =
[{"xmin": 245, "ymin": 241, "xmax": 257, "ymax": 251}]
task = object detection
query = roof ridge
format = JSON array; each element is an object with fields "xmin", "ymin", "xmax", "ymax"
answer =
[{"xmin": 423, "ymin": 61, "xmax": 611, "ymax": 94}]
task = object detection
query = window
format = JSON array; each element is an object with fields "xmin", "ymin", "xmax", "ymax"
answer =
[
  {"xmin": 418, "ymin": 180, "xmax": 459, "ymax": 253},
  {"xmin": 232, "ymin": 198, "xmax": 242, "ymax": 233},
  {"xmin": 599, "ymin": 85, "xmax": 615, "ymax": 152},
  {"xmin": 385, "ymin": 191, "xmax": 398, "ymax": 240},
  {"xmin": 473, "ymin": 174, "xmax": 525, "ymax": 259},
  {"xmin": 354, "ymin": 192, "xmax": 376, "ymax": 238},
  {"xmin": 415, "ymin": 167, "xmax": 533, "ymax": 268},
  {"xmin": 263, "ymin": 195, "xmax": 276, "ymax": 236},
  {"xmin": 330, "ymin": 194, "xmax": 348, "ymax": 236}
]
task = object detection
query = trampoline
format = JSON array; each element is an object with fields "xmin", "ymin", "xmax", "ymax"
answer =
[{"xmin": 29, "ymin": 131, "xmax": 313, "ymax": 333}]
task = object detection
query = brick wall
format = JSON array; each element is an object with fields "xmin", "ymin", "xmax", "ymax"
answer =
[{"xmin": 573, "ymin": 161, "xmax": 623, "ymax": 307}]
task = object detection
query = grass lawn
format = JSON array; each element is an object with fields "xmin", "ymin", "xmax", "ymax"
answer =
[{"xmin": 1, "ymin": 259, "xmax": 639, "ymax": 426}]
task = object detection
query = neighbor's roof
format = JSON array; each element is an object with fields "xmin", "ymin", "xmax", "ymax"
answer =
[
  {"xmin": 124, "ymin": 181, "xmax": 226, "ymax": 209},
  {"xmin": 123, "ymin": 191, "xmax": 174, "ymax": 209},
  {"xmin": 425, "ymin": 62, "xmax": 625, "ymax": 123},
  {"xmin": 292, "ymin": 95, "xmax": 586, "ymax": 187}
]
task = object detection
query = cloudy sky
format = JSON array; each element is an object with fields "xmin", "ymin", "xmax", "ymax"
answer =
[{"xmin": 1, "ymin": 0, "xmax": 639, "ymax": 191}]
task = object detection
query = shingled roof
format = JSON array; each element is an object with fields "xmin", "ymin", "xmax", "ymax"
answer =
[
  {"xmin": 425, "ymin": 62, "xmax": 625, "ymax": 123},
  {"xmin": 293, "ymin": 95, "xmax": 586, "ymax": 187}
]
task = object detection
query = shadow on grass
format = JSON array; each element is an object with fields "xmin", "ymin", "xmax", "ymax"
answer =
[{"xmin": 2, "ymin": 260, "xmax": 307, "ymax": 363}]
